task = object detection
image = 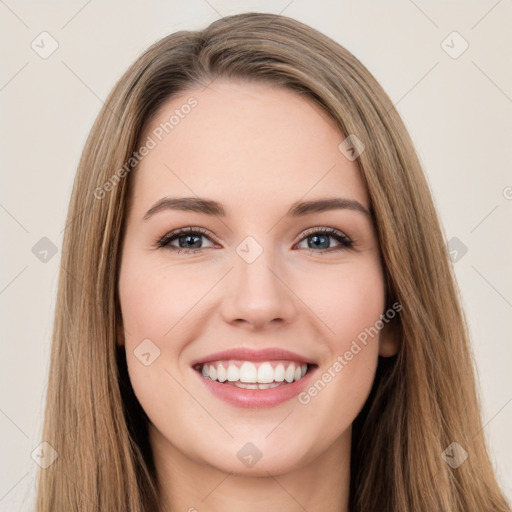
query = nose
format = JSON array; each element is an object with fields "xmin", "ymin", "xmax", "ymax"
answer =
[{"xmin": 219, "ymin": 245, "xmax": 298, "ymax": 331}]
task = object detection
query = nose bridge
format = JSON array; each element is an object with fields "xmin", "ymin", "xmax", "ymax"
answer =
[{"xmin": 220, "ymin": 235, "xmax": 296, "ymax": 328}]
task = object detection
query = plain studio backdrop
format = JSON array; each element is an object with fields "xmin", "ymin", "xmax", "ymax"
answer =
[{"xmin": 0, "ymin": 1, "xmax": 511, "ymax": 509}]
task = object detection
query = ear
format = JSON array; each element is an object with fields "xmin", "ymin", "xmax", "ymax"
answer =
[
  {"xmin": 378, "ymin": 317, "xmax": 400, "ymax": 357},
  {"xmin": 116, "ymin": 320, "xmax": 125, "ymax": 347}
]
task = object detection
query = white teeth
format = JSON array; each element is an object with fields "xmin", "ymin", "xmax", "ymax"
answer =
[
  {"xmin": 236, "ymin": 382, "xmax": 258, "ymax": 389},
  {"xmin": 285, "ymin": 364, "xmax": 295, "ymax": 383},
  {"xmin": 256, "ymin": 382, "xmax": 282, "ymax": 389},
  {"xmin": 274, "ymin": 363, "xmax": 285, "ymax": 382},
  {"xmin": 199, "ymin": 360, "xmax": 309, "ymax": 385},
  {"xmin": 227, "ymin": 365, "xmax": 239, "ymax": 382},
  {"xmin": 257, "ymin": 362, "xmax": 274, "ymax": 383},
  {"xmin": 235, "ymin": 382, "xmax": 284, "ymax": 389},
  {"xmin": 216, "ymin": 364, "xmax": 227, "ymax": 382},
  {"xmin": 239, "ymin": 361, "xmax": 258, "ymax": 383}
]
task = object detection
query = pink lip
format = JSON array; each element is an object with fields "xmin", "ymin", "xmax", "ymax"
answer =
[
  {"xmin": 192, "ymin": 364, "xmax": 318, "ymax": 409},
  {"xmin": 190, "ymin": 347, "xmax": 316, "ymax": 366}
]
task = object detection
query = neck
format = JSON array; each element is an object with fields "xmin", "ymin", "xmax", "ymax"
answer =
[{"xmin": 149, "ymin": 423, "xmax": 351, "ymax": 512}]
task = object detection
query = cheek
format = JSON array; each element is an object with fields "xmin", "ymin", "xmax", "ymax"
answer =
[
  {"xmin": 117, "ymin": 257, "xmax": 196, "ymax": 421},
  {"xmin": 293, "ymin": 259, "xmax": 385, "ymax": 427},
  {"xmin": 303, "ymin": 258, "xmax": 385, "ymax": 351},
  {"xmin": 117, "ymin": 255, "xmax": 215, "ymax": 401},
  {"xmin": 118, "ymin": 257, "xmax": 206, "ymax": 339}
]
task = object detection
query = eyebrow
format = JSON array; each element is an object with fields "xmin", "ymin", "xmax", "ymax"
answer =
[{"xmin": 143, "ymin": 196, "xmax": 371, "ymax": 220}]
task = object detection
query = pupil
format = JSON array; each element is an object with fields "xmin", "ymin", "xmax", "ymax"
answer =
[{"xmin": 182, "ymin": 235, "xmax": 201, "ymax": 248}]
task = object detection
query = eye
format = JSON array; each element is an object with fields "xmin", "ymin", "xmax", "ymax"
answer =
[
  {"xmin": 154, "ymin": 226, "xmax": 354, "ymax": 255},
  {"xmin": 295, "ymin": 227, "xmax": 354, "ymax": 255},
  {"xmin": 154, "ymin": 227, "xmax": 217, "ymax": 254}
]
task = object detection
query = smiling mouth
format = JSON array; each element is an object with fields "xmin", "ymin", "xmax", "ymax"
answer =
[{"xmin": 192, "ymin": 360, "xmax": 317, "ymax": 389}]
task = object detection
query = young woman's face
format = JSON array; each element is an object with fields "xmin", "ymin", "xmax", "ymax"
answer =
[{"xmin": 117, "ymin": 79, "xmax": 397, "ymax": 476}]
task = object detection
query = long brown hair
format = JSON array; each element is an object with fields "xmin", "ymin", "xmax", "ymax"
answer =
[{"xmin": 35, "ymin": 12, "xmax": 511, "ymax": 511}]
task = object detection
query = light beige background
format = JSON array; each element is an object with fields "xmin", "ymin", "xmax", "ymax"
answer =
[{"xmin": 1, "ymin": 0, "xmax": 511, "ymax": 509}]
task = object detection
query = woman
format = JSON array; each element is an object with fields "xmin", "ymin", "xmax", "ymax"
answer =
[{"xmin": 35, "ymin": 12, "xmax": 511, "ymax": 512}]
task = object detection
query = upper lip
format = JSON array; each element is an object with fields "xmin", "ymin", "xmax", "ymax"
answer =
[{"xmin": 190, "ymin": 347, "xmax": 317, "ymax": 366}]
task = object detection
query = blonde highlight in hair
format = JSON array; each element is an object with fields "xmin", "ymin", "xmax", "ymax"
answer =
[{"xmin": 36, "ymin": 12, "xmax": 510, "ymax": 512}]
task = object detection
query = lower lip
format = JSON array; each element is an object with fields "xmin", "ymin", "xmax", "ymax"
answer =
[{"xmin": 193, "ymin": 365, "xmax": 318, "ymax": 408}]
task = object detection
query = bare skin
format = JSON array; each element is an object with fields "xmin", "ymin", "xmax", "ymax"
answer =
[{"xmin": 117, "ymin": 79, "xmax": 398, "ymax": 512}]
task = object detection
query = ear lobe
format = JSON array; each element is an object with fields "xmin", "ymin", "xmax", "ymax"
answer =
[{"xmin": 378, "ymin": 319, "xmax": 400, "ymax": 357}]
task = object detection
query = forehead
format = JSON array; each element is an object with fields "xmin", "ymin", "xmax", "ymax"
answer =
[{"xmin": 130, "ymin": 79, "xmax": 368, "ymax": 216}]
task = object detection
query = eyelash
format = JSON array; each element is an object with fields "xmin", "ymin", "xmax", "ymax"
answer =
[{"xmin": 154, "ymin": 226, "xmax": 354, "ymax": 255}]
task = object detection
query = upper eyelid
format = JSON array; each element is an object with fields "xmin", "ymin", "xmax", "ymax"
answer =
[
  {"xmin": 165, "ymin": 226, "xmax": 219, "ymax": 243},
  {"xmin": 300, "ymin": 226, "xmax": 349, "ymax": 237}
]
